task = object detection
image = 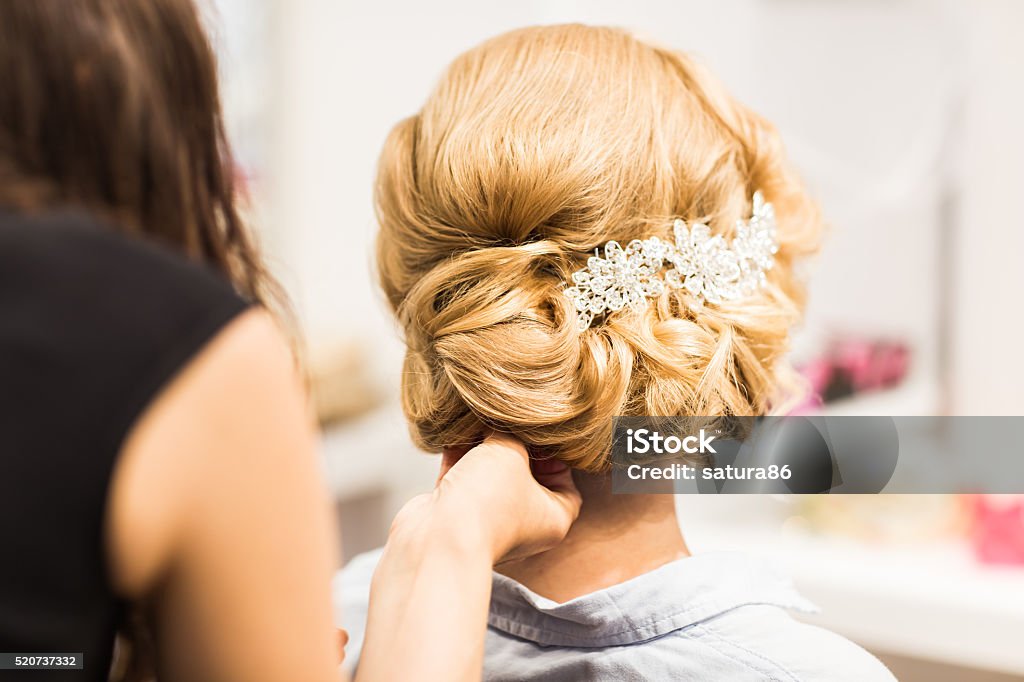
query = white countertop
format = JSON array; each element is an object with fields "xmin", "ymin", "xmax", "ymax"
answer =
[{"xmin": 682, "ymin": 497, "xmax": 1024, "ymax": 675}]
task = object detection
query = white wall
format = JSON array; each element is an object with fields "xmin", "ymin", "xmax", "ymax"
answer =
[
  {"xmin": 953, "ymin": 0, "xmax": 1024, "ymax": 414},
  {"xmin": 254, "ymin": 0, "xmax": 1023, "ymax": 414}
]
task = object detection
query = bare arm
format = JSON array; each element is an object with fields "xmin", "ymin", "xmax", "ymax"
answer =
[
  {"xmin": 106, "ymin": 311, "xmax": 340, "ymax": 682},
  {"xmin": 105, "ymin": 310, "xmax": 579, "ymax": 682},
  {"xmin": 356, "ymin": 434, "xmax": 582, "ymax": 682}
]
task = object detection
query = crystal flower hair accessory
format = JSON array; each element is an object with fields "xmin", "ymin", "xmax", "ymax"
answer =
[{"xmin": 564, "ymin": 192, "xmax": 778, "ymax": 331}]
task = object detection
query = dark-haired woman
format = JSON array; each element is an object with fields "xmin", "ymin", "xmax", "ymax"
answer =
[{"xmin": 0, "ymin": 1, "xmax": 579, "ymax": 680}]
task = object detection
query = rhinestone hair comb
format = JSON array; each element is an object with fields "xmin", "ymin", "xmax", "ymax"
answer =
[{"xmin": 563, "ymin": 192, "xmax": 778, "ymax": 331}]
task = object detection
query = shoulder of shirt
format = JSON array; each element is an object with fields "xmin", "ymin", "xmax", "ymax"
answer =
[
  {"xmin": 338, "ymin": 548, "xmax": 383, "ymax": 593},
  {"xmin": 688, "ymin": 604, "xmax": 897, "ymax": 682},
  {"xmin": 334, "ymin": 548, "xmax": 385, "ymax": 675}
]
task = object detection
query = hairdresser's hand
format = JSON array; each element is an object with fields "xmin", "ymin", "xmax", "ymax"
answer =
[
  {"xmin": 391, "ymin": 432, "xmax": 581, "ymax": 565},
  {"xmin": 336, "ymin": 629, "xmax": 348, "ymax": 664},
  {"xmin": 442, "ymin": 432, "xmax": 582, "ymax": 563},
  {"xmin": 361, "ymin": 433, "xmax": 578, "ymax": 682}
]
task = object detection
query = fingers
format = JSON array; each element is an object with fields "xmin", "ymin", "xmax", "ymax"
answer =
[
  {"xmin": 437, "ymin": 449, "xmax": 460, "ymax": 483},
  {"xmin": 337, "ymin": 628, "xmax": 349, "ymax": 664},
  {"xmin": 481, "ymin": 430, "xmax": 529, "ymax": 460},
  {"xmin": 434, "ymin": 430, "xmax": 583, "ymax": 565},
  {"xmin": 438, "ymin": 440, "xmax": 475, "ymax": 483},
  {"xmin": 529, "ymin": 457, "xmax": 582, "ymax": 544},
  {"xmin": 439, "ymin": 431, "xmax": 523, "ymax": 484},
  {"xmin": 537, "ymin": 466, "xmax": 582, "ymax": 526},
  {"xmin": 443, "ymin": 430, "xmax": 581, "ymax": 521},
  {"xmin": 530, "ymin": 456, "xmax": 576, "ymax": 495}
]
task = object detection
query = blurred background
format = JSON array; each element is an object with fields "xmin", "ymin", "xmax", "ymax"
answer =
[{"xmin": 210, "ymin": 1, "xmax": 1024, "ymax": 679}]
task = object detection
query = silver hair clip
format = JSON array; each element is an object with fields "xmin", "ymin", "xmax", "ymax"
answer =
[{"xmin": 563, "ymin": 192, "xmax": 778, "ymax": 331}]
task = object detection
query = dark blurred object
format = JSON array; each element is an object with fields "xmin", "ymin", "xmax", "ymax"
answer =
[
  {"xmin": 969, "ymin": 495, "xmax": 1024, "ymax": 566},
  {"xmin": 797, "ymin": 337, "xmax": 911, "ymax": 409}
]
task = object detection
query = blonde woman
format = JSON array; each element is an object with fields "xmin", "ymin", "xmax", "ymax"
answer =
[{"xmin": 339, "ymin": 24, "xmax": 896, "ymax": 681}]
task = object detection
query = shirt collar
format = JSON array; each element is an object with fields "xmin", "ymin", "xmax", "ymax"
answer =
[{"xmin": 488, "ymin": 551, "xmax": 818, "ymax": 648}]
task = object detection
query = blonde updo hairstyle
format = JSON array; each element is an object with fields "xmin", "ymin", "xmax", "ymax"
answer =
[{"xmin": 376, "ymin": 24, "xmax": 821, "ymax": 472}]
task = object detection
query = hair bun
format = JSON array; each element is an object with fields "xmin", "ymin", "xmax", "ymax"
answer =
[{"xmin": 376, "ymin": 25, "xmax": 820, "ymax": 470}]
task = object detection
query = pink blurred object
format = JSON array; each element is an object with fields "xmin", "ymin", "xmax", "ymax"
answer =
[
  {"xmin": 795, "ymin": 336, "xmax": 911, "ymax": 410},
  {"xmin": 969, "ymin": 495, "xmax": 1024, "ymax": 566},
  {"xmin": 832, "ymin": 338, "xmax": 910, "ymax": 391},
  {"xmin": 789, "ymin": 391, "xmax": 824, "ymax": 416},
  {"xmin": 790, "ymin": 359, "xmax": 829, "ymax": 414}
]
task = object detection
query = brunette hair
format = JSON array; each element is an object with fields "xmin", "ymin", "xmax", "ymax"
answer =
[
  {"xmin": 376, "ymin": 25, "xmax": 822, "ymax": 471},
  {"xmin": 0, "ymin": 1, "xmax": 283, "ymax": 679},
  {"xmin": 0, "ymin": 0, "xmax": 277, "ymax": 308}
]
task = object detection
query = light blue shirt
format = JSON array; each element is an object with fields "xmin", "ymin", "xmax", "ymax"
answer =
[{"xmin": 335, "ymin": 548, "xmax": 896, "ymax": 681}]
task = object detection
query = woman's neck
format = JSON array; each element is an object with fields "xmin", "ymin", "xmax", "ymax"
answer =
[{"xmin": 496, "ymin": 470, "xmax": 689, "ymax": 603}]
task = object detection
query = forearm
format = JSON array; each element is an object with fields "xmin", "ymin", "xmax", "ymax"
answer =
[{"xmin": 355, "ymin": 496, "xmax": 494, "ymax": 682}]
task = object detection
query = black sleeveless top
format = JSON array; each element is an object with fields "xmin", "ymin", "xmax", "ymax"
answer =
[{"xmin": 0, "ymin": 210, "xmax": 248, "ymax": 679}]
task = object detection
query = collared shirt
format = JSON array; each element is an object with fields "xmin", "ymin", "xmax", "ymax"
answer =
[{"xmin": 335, "ymin": 548, "xmax": 896, "ymax": 681}]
